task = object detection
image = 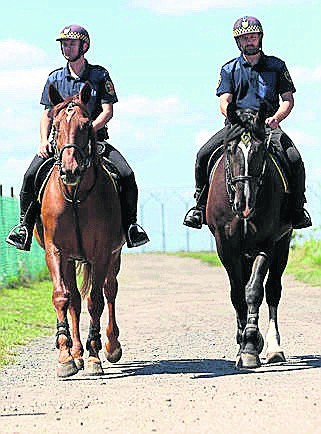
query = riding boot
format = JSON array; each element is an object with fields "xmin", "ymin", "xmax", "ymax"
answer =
[
  {"xmin": 291, "ymin": 194, "xmax": 312, "ymax": 229},
  {"xmin": 120, "ymin": 177, "xmax": 150, "ymax": 248},
  {"xmin": 6, "ymin": 191, "xmax": 39, "ymax": 251},
  {"xmin": 183, "ymin": 186, "xmax": 208, "ymax": 229},
  {"xmin": 290, "ymin": 161, "xmax": 312, "ymax": 229}
]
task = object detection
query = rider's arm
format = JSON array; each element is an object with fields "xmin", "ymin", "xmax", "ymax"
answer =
[
  {"xmin": 39, "ymin": 109, "xmax": 53, "ymax": 158},
  {"xmin": 92, "ymin": 103, "xmax": 113, "ymax": 134},
  {"xmin": 266, "ymin": 91, "xmax": 294, "ymax": 129},
  {"xmin": 219, "ymin": 93, "xmax": 233, "ymax": 117}
]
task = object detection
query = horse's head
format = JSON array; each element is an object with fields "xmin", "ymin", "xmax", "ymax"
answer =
[
  {"xmin": 224, "ymin": 103, "xmax": 268, "ymax": 220},
  {"xmin": 49, "ymin": 82, "xmax": 94, "ymax": 186}
]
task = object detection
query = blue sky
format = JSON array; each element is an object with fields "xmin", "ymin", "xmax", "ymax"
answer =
[{"xmin": 0, "ymin": 1, "xmax": 320, "ymax": 250}]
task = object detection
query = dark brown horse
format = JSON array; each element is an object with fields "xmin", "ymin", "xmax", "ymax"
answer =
[
  {"xmin": 207, "ymin": 105, "xmax": 292, "ymax": 369},
  {"xmin": 35, "ymin": 82, "xmax": 125, "ymax": 377}
]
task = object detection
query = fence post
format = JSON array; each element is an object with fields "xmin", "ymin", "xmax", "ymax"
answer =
[
  {"xmin": 10, "ymin": 187, "xmax": 14, "ymax": 198},
  {"xmin": 0, "ymin": 185, "xmax": 2, "ymax": 197}
]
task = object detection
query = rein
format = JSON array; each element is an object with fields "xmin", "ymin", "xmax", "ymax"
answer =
[{"xmin": 52, "ymin": 100, "xmax": 98, "ymax": 261}]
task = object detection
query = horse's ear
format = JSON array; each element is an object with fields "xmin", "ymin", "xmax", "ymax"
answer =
[
  {"xmin": 226, "ymin": 102, "xmax": 240, "ymax": 125},
  {"xmin": 79, "ymin": 82, "xmax": 92, "ymax": 105},
  {"xmin": 48, "ymin": 84, "xmax": 64, "ymax": 106},
  {"xmin": 257, "ymin": 102, "xmax": 266, "ymax": 124}
]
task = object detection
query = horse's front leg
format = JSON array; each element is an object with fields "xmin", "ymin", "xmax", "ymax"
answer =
[
  {"xmin": 86, "ymin": 271, "xmax": 105, "ymax": 376},
  {"xmin": 46, "ymin": 247, "xmax": 79, "ymax": 378},
  {"xmin": 104, "ymin": 253, "xmax": 122, "ymax": 364},
  {"xmin": 238, "ymin": 252, "xmax": 269, "ymax": 369},
  {"xmin": 65, "ymin": 260, "xmax": 84, "ymax": 371}
]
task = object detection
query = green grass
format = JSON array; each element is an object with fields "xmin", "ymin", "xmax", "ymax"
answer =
[
  {"xmin": 175, "ymin": 237, "xmax": 321, "ymax": 288},
  {"xmin": 0, "ymin": 280, "xmax": 55, "ymax": 368}
]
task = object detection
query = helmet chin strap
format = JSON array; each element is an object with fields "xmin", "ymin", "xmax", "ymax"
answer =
[
  {"xmin": 243, "ymin": 46, "xmax": 261, "ymax": 55},
  {"xmin": 60, "ymin": 41, "xmax": 86, "ymax": 62}
]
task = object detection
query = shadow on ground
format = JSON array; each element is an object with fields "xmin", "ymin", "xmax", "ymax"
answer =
[{"xmin": 65, "ymin": 354, "xmax": 321, "ymax": 381}]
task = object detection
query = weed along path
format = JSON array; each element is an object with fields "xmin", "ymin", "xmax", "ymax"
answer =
[{"xmin": 1, "ymin": 254, "xmax": 321, "ymax": 433}]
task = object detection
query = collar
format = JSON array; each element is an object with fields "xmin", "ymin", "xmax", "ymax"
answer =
[
  {"xmin": 64, "ymin": 59, "xmax": 90, "ymax": 80},
  {"xmin": 239, "ymin": 52, "xmax": 266, "ymax": 67}
]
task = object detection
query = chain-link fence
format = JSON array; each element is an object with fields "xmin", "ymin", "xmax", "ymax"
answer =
[
  {"xmin": 0, "ymin": 194, "xmax": 46, "ymax": 288},
  {"xmin": 0, "ymin": 182, "xmax": 318, "ymax": 285}
]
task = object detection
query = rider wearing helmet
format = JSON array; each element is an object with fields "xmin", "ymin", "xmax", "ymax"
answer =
[
  {"xmin": 183, "ymin": 16, "xmax": 312, "ymax": 230},
  {"xmin": 6, "ymin": 24, "xmax": 149, "ymax": 250}
]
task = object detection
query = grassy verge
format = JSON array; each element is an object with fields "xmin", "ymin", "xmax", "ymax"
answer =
[
  {"xmin": 0, "ymin": 279, "xmax": 55, "ymax": 368},
  {"xmin": 175, "ymin": 238, "xmax": 321, "ymax": 287}
]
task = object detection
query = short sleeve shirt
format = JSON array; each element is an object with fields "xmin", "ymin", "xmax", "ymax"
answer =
[
  {"xmin": 216, "ymin": 53, "xmax": 296, "ymax": 116},
  {"xmin": 40, "ymin": 60, "xmax": 118, "ymax": 120}
]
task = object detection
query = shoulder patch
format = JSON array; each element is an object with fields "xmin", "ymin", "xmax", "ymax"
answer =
[{"xmin": 105, "ymin": 80, "xmax": 115, "ymax": 96}]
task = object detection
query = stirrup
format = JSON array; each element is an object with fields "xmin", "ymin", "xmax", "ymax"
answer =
[
  {"xmin": 292, "ymin": 208, "xmax": 312, "ymax": 230},
  {"xmin": 127, "ymin": 223, "xmax": 150, "ymax": 248},
  {"xmin": 183, "ymin": 207, "xmax": 203, "ymax": 229},
  {"xmin": 6, "ymin": 224, "xmax": 31, "ymax": 251}
]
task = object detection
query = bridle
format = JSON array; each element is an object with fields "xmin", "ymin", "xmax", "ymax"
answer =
[
  {"xmin": 225, "ymin": 119, "xmax": 272, "ymax": 218},
  {"xmin": 53, "ymin": 101, "xmax": 94, "ymax": 173}
]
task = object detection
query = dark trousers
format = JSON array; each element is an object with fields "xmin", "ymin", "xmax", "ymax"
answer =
[
  {"xmin": 20, "ymin": 142, "xmax": 138, "ymax": 227},
  {"xmin": 195, "ymin": 126, "xmax": 306, "ymax": 205}
]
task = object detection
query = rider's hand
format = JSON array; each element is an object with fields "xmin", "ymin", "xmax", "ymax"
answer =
[
  {"xmin": 265, "ymin": 117, "xmax": 279, "ymax": 130},
  {"xmin": 38, "ymin": 140, "xmax": 52, "ymax": 158}
]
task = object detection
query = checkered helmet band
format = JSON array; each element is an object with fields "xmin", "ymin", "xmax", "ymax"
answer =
[
  {"xmin": 233, "ymin": 16, "xmax": 263, "ymax": 38},
  {"xmin": 56, "ymin": 25, "xmax": 90, "ymax": 45}
]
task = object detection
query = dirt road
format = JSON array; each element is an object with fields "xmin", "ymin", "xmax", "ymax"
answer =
[{"xmin": 1, "ymin": 254, "xmax": 321, "ymax": 434}]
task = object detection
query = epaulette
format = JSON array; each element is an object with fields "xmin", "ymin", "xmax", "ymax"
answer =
[
  {"xmin": 89, "ymin": 64, "xmax": 108, "ymax": 73},
  {"xmin": 47, "ymin": 66, "xmax": 64, "ymax": 76},
  {"xmin": 221, "ymin": 57, "xmax": 238, "ymax": 68}
]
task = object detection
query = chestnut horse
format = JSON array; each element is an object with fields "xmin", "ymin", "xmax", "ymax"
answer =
[
  {"xmin": 207, "ymin": 105, "xmax": 292, "ymax": 369},
  {"xmin": 35, "ymin": 82, "xmax": 125, "ymax": 377}
]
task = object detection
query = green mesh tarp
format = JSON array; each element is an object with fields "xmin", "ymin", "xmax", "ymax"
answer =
[{"xmin": 0, "ymin": 196, "xmax": 46, "ymax": 288}]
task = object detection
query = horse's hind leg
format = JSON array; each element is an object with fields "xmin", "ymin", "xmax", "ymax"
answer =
[
  {"xmin": 104, "ymin": 252, "xmax": 122, "ymax": 364},
  {"xmin": 265, "ymin": 238, "xmax": 290, "ymax": 364}
]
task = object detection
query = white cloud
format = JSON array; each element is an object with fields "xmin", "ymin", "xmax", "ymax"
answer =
[
  {"xmin": 291, "ymin": 65, "xmax": 321, "ymax": 84},
  {"xmin": 194, "ymin": 129, "xmax": 213, "ymax": 148},
  {"xmin": 128, "ymin": 0, "xmax": 296, "ymax": 14},
  {"xmin": 0, "ymin": 40, "xmax": 48, "ymax": 69},
  {"xmin": 118, "ymin": 95, "xmax": 186, "ymax": 117},
  {"xmin": 287, "ymin": 129, "xmax": 318, "ymax": 148}
]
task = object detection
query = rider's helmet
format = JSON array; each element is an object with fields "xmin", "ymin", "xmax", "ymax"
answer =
[
  {"xmin": 56, "ymin": 24, "xmax": 90, "ymax": 60},
  {"xmin": 233, "ymin": 16, "xmax": 263, "ymax": 55}
]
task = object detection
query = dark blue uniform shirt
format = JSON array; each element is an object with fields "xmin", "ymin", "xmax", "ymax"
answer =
[
  {"xmin": 216, "ymin": 53, "xmax": 296, "ymax": 117},
  {"xmin": 40, "ymin": 60, "xmax": 118, "ymax": 121}
]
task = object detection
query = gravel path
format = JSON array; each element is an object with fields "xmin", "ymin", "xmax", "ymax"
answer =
[{"xmin": 1, "ymin": 253, "xmax": 321, "ymax": 434}]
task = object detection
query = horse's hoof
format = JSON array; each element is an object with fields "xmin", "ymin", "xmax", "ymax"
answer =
[
  {"xmin": 87, "ymin": 361, "xmax": 104, "ymax": 376},
  {"xmin": 73, "ymin": 358, "xmax": 84, "ymax": 370},
  {"xmin": 236, "ymin": 353, "xmax": 261, "ymax": 370},
  {"xmin": 105, "ymin": 344, "xmax": 122, "ymax": 363},
  {"xmin": 266, "ymin": 351, "xmax": 286, "ymax": 364},
  {"xmin": 57, "ymin": 360, "xmax": 79, "ymax": 378}
]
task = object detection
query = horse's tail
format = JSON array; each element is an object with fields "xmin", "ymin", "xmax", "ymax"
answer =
[{"xmin": 77, "ymin": 261, "xmax": 92, "ymax": 299}]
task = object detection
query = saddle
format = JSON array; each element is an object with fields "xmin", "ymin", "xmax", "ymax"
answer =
[
  {"xmin": 35, "ymin": 153, "xmax": 121, "ymax": 205},
  {"xmin": 207, "ymin": 137, "xmax": 291, "ymax": 194}
]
